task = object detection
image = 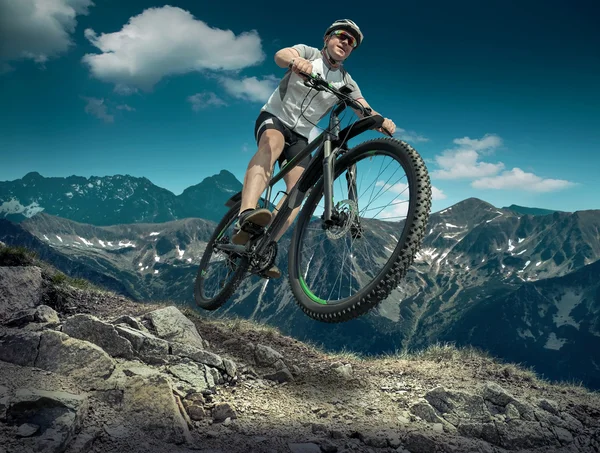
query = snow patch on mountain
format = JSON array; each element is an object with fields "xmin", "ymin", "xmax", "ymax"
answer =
[
  {"xmin": 0, "ymin": 198, "xmax": 45, "ymax": 218},
  {"xmin": 544, "ymin": 332, "xmax": 567, "ymax": 350},
  {"xmin": 78, "ymin": 237, "xmax": 94, "ymax": 246},
  {"xmin": 416, "ymin": 248, "xmax": 438, "ymax": 261},
  {"xmin": 517, "ymin": 328, "xmax": 535, "ymax": 340},
  {"xmin": 508, "ymin": 239, "xmax": 515, "ymax": 252},
  {"xmin": 553, "ymin": 290, "xmax": 583, "ymax": 330}
]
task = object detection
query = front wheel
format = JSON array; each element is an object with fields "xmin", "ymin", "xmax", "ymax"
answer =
[
  {"xmin": 194, "ymin": 200, "xmax": 249, "ymax": 310},
  {"xmin": 288, "ymin": 138, "xmax": 431, "ymax": 323}
]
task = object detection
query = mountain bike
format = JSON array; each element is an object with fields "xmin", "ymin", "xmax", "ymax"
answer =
[{"xmin": 194, "ymin": 71, "xmax": 432, "ymax": 323}]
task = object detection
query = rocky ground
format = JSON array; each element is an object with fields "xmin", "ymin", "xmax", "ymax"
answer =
[{"xmin": 0, "ymin": 255, "xmax": 599, "ymax": 452}]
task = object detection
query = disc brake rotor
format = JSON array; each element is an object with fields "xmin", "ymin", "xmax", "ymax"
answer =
[{"xmin": 326, "ymin": 199, "xmax": 358, "ymax": 240}]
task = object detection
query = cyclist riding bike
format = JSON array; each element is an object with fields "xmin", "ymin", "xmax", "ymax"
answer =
[{"xmin": 233, "ymin": 19, "xmax": 397, "ymax": 279}]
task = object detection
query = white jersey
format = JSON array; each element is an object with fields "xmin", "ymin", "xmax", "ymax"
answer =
[{"xmin": 261, "ymin": 44, "xmax": 364, "ymax": 140}]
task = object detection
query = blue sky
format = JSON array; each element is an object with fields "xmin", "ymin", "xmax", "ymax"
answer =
[{"xmin": 1, "ymin": 0, "xmax": 598, "ymax": 214}]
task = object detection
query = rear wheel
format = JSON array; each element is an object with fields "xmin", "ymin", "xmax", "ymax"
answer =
[
  {"xmin": 194, "ymin": 201, "xmax": 249, "ymax": 310},
  {"xmin": 288, "ymin": 138, "xmax": 431, "ymax": 323}
]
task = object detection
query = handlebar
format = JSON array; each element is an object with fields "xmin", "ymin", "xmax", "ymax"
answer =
[{"xmin": 293, "ymin": 68, "xmax": 394, "ymax": 137}]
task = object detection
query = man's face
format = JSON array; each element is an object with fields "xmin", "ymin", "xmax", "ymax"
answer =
[{"xmin": 325, "ymin": 30, "xmax": 356, "ymax": 61}]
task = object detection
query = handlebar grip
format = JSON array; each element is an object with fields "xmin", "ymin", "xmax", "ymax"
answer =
[{"xmin": 381, "ymin": 127, "xmax": 394, "ymax": 137}]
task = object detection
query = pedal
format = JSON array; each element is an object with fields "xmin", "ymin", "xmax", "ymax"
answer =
[{"xmin": 241, "ymin": 222, "xmax": 266, "ymax": 237}]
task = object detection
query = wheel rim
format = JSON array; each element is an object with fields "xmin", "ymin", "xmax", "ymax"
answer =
[
  {"xmin": 296, "ymin": 149, "xmax": 412, "ymax": 305},
  {"xmin": 198, "ymin": 215, "xmax": 245, "ymax": 301}
]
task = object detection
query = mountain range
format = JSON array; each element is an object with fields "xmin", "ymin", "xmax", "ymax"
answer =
[
  {"xmin": 0, "ymin": 170, "xmax": 241, "ymax": 225},
  {"xmin": 1, "ymin": 172, "xmax": 599, "ymax": 389}
]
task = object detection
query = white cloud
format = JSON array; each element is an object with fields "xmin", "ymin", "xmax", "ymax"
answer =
[
  {"xmin": 431, "ymin": 133, "xmax": 576, "ymax": 193},
  {"xmin": 82, "ymin": 6, "xmax": 265, "ymax": 92},
  {"xmin": 116, "ymin": 104, "xmax": 135, "ymax": 111},
  {"xmin": 453, "ymin": 134, "xmax": 502, "ymax": 152},
  {"xmin": 395, "ymin": 128, "xmax": 429, "ymax": 143},
  {"xmin": 187, "ymin": 92, "xmax": 227, "ymax": 111},
  {"xmin": 376, "ymin": 180, "xmax": 409, "ymax": 196},
  {"xmin": 431, "ymin": 186, "xmax": 447, "ymax": 200},
  {"xmin": 379, "ymin": 204, "xmax": 409, "ymax": 220},
  {"xmin": 0, "ymin": 0, "xmax": 93, "ymax": 65},
  {"xmin": 82, "ymin": 97, "xmax": 113, "ymax": 123},
  {"xmin": 432, "ymin": 148, "xmax": 505, "ymax": 179},
  {"xmin": 472, "ymin": 168, "xmax": 576, "ymax": 192},
  {"xmin": 431, "ymin": 134, "xmax": 505, "ymax": 180},
  {"xmin": 220, "ymin": 76, "xmax": 278, "ymax": 103}
]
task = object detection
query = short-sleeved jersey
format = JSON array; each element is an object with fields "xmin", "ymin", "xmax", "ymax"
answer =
[{"xmin": 260, "ymin": 44, "xmax": 363, "ymax": 140}]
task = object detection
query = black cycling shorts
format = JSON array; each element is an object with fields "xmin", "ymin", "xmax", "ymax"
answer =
[{"xmin": 254, "ymin": 111, "xmax": 311, "ymax": 170}]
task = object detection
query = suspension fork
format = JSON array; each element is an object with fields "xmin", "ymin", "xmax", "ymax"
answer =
[
  {"xmin": 322, "ymin": 139, "xmax": 336, "ymax": 224},
  {"xmin": 322, "ymin": 102, "xmax": 343, "ymax": 225}
]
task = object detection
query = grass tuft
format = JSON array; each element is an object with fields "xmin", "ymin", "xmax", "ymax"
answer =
[{"xmin": 0, "ymin": 245, "xmax": 38, "ymax": 266}]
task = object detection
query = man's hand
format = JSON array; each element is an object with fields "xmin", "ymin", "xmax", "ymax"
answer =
[
  {"xmin": 290, "ymin": 57, "xmax": 313, "ymax": 79},
  {"xmin": 378, "ymin": 118, "xmax": 396, "ymax": 136}
]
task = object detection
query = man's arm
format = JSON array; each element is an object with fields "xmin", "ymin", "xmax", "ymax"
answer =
[
  {"xmin": 274, "ymin": 46, "xmax": 315, "ymax": 78},
  {"xmin": 274, "ymin": 47, "xmax": 300, "ymax": 68},
  {"xmin": 354, "ymin": 98, "xmax": 396, "ymax": 136}
]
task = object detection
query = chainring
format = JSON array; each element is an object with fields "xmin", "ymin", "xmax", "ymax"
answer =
[{"xmin": 250, "ymin": 241, "xmax": 278, "ymax": 274}]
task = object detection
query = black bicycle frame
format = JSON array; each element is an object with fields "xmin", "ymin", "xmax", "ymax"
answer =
[{"xmin": 222, "ymin": 96, "xmax": 385, "ymax": 258}]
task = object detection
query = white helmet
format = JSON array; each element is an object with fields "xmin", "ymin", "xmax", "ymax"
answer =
[{"xmin": 324, "ymin": 19, "xmax": 363, "ymax": 48}]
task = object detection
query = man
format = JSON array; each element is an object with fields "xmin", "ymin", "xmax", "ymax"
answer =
[{"xmin": 232, "ymin": 19, "xmax": 396, "ymax": 279}]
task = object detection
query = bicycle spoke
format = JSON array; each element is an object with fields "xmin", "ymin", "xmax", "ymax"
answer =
[{"xmin": 359, "ymin": 175, "xmax": 409, "ymax": 218}]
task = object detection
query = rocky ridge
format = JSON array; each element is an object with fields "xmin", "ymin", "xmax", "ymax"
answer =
[{"xmin": 0, "ymin": 262, "xmax": 599, "ymax": 452}]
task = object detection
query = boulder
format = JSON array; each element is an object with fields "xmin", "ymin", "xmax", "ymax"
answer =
[
  {"xmin": 0, "ymin": 329, "xmax": 41, "ymax": 366},
  {"xmin": 171, "ymin": 342, "xmax": 223, "ymax": 368},
  {"xmin": 36, "ymin": 330, "xmax": 115, "ymax": 388},
  {"xmin": 4, "ymin": 305, "xmax": 60, "ymax": 327},
  {"xmin": 0, "ymin": 266, "xmax": 43, "ymax": 322},
  {"xmin": 254, "ymin": 344, "xmax": 283, "ymax": 367},
  {"xmin": 143, "ymin": 306, "xmax": 203, "ymax": 349},
  {"xmin": 167, "ymin": 362, "xmax": 210, "ymax": 393},
  {"xmin": 62, "ymin": 314, "xmax": 134, "ymax": 359},
  {"xmin": 121, "ymin": 374, "xmax": 192, "ymax": 445},
  {"xmin": 113, "ymin": 324, "xmax": 169, "ymax": 363}
]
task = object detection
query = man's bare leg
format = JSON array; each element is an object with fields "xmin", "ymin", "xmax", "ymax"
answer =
[
  {"xmin": 270, "ymin": 165, "xmax": 305, "ymax": 242},
  {"xmin": 240, "ymin": 130, "xmax": 285, "ymax": 213}
]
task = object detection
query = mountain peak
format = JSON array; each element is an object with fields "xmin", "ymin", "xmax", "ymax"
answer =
[
  {"xmin": 22, "ymin": 172, "xmax": 43, "ymax": 181},
  {"xmin": 437, "ymin": 198, "xmax": 496, "ymax": 214}
]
